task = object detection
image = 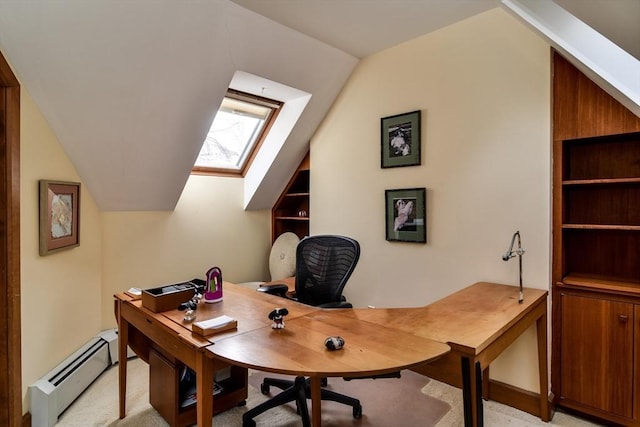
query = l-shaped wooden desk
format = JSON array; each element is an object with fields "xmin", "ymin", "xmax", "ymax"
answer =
[
  {"xmin": 115, "ymin": 281, "xmax": 548, "ymax": 427},
  {"xmin": 339, "ymin": 282, "xmax": 550, "ymax": 426}
]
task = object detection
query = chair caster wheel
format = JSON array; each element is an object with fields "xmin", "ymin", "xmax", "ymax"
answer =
[
  {"xmin": 353, "ymin": 405, "xmax": 363, "ymax": 419},
  {"xmin": 237, "ymin": 399, "xmax": 246, "ymax": 407},
  {"xmin": 321, "ymin": 377, "xmax": 328, "ymax": 387},
  {"xmin": 242, "ymin": 419, "xmax": 256, "ymax": 427},
  {"xmin": 260, "ymin": 383, "xmax": 270, "ymax": 395}
]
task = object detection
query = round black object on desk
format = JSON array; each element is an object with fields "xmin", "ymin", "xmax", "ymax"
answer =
[{"xmin": 325, "ymin": 336, "xmax": 345, "ymax": 351}]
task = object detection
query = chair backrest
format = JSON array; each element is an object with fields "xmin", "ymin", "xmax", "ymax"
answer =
[{"xmin": 294, "ymin": 235, "xmax": 360, "ymax": 306}]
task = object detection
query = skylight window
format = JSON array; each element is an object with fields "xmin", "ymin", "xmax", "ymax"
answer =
[{"xmin": 193, "ymin": 89, "xmax": 281, "ymax": 176}]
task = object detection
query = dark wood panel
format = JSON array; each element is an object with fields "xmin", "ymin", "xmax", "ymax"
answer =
[
  {"xmin": 0, "ymin": 48, "xmax": 21, "ymax": 427},
  {"xmin": 563, "ymin": 229, "xmax": 640, "ymax": 283},
  {"xmin": 564, "ymin": 184, "xmax": 640, "ymax": 226},
  {"xmin": 563, "ymin": 133, "xmax": 640, "ymax": 180},
  {"xmin": 635, "ymin": 306, "xmax": 640, "ymax": 421},
  {"xmin": 553, "ymin": 54, "xmax": 640, "ymax": 142},
  {"xmin": 552, "ymin": 54, "xmax": 579, "ymax": 141},
  {"xmin": 551, "ymin": 50, "xmax": 640, "ymax": 425},
  {"xmin": 559, "ymin": 293, "xmax": 633, "ymax": 418}
]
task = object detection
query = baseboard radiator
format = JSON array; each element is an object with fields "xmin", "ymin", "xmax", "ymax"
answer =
[{"xmin": 29, "ymin": 329, "xmax": 127, "ymax": 427}]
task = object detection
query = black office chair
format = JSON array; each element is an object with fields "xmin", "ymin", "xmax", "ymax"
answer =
[{"xmin": 245, "ymin": 235, "xmax": 362, "ymax": 427}]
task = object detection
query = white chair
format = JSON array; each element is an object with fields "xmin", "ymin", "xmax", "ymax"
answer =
[{"xmin": 237, "ymin": 232, "xmax": 300, "ymax": 289}]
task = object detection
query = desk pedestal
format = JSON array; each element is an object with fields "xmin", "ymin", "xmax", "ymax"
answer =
[
  {"xmin": 115, "ymin": 294, "xmax": 249, "ymax": 427},
  {"xmin": 149, "ymin": 348, "xmax": 248, "ymax": 427}
]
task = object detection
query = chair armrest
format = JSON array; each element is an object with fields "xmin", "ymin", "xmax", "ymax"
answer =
[
  {"xmin": 257, "ymin": 283, "xmax": 289, "ymax": 298},
  {"xmin": 317, "ymin": 301, "xmax": 353, "ymax": 309}
]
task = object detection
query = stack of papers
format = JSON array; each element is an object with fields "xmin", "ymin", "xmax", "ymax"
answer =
[{"xmin": 192, "ymin": 315, "xmax": 237, "ymax": 336}]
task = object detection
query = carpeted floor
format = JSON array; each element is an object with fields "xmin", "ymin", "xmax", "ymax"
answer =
[
  {"xmin": 247, "ymin": 371, "xmax": 450, "ymax": 426},
  {"xmin": 55, "ymin": 357, "xmax": 602, "ymax": 426}
]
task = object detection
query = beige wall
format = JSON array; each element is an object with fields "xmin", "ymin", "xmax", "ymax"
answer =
[
  {"xmin": 311, "ymin": 9, "xmax": 551, "ymax": 392},
  {"xmin": 101, "ymin": 175, "xmax": 271, "ymax": 328},
  {"xmin": 20, "ymin": 93, "xmax": 272, "ymax": 410},
  {"xmin": 20, "ymin": 88, "xmax": 103, "ymax": 404}
]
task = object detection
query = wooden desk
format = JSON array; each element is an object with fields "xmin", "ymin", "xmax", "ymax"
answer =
[
  {"xmin": 208, "ymin": 309, "xmax": 450, "ymax": 426},
  {"xmin": 117, "ymin": 281, "xmax": 548, "ymax": 427},
  {"xmin": 341, "ymin": 282, "xmax": 550, "ymax": 427},
  {"xmin": 115, "ymin": 283, "xmax": 317, "ymax": 427}
]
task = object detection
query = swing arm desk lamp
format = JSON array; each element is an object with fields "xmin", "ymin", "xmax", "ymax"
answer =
[{"xmin": 502, "ymin": 230, "xmax": 525, "ymax": 303}]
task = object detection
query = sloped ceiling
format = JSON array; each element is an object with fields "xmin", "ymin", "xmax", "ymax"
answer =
[
  {"xmin": 0, "ymin": 0, "xmax": 358, "ymax": 211},
  {"xmin": 0, "ymin": 0, "xmax": 637, "ymax": 211},
  {"xmin": 230, "ymin": 0, "xmax": 498, "ymax": 59}
]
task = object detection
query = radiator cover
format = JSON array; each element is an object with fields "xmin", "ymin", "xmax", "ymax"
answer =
[{"xmin": 29, "ymin": 329, "xmax": 124, "ymax": 427}]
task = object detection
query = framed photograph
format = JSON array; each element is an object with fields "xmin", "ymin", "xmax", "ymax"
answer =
[
  {"xmin": 39, "ymin": 180, "xmax": 80, "ymax": 256},
  {"xmin": 381, "ymin": 110, "xmax": 421, "ymax": 168},
  {"xmin": 385, "ymin": 188, "xmax": 426, "ymax": 243}
]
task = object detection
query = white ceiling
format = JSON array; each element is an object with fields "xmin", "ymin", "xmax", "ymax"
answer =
[
  {"xmin": 231, "ymin": 0, "xmax": 498, "ymax": 59},
  {"xmin": 232, "ymin": 0, "xmax": 640, "ymax": 60},
  {"xmin": 0, "ymin": 0, "xmax": 637, "ymax": 211}
]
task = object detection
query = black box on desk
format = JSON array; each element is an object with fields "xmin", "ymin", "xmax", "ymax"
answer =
[{"xmin": 141, "ymin": 282, "xmax": 196, "ymax": 313}]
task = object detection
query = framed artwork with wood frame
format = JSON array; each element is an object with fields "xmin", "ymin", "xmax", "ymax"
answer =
[
  {"xmin": 385, "ymin": 187, "xmax": 426, "ymax": 243},
  {"xmin": 381, "ymin": 110, "xmax": 421, "ymax": 168},
  {"xmin": 39, "ymin": 180, "xmax": 80, "ymax": 256}
]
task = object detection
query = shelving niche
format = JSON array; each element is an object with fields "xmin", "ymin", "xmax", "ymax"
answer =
[
  {"xmin": 272, "ymin": 153, "xmax": 309, "ymax": 242},
  {"xmin": 560, "ymin": 132, "xmax": 640, "ymax": 293}
]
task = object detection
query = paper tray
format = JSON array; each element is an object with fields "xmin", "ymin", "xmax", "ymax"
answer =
[{"xmin": 141, "ymin": 281, "xmax": 196, "ymax": 313}]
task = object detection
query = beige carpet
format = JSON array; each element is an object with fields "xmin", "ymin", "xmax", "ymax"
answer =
[
  {"xmin": 55, "ymin": 357, "xmax": 602, "ymax": 426},
  {"xmin": 247, "ymin": 371, "xmax": 450, "ymax": 426}
]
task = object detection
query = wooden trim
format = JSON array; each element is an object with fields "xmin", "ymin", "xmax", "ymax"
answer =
[
  {"xmin": 0, "ymin": 49, "xmax": 22, "ymax": 427},
  {"xmin": 635, "ymin": 305, "xmax": 640, "ymax": 421},
  {"xmin": 190, "ymin": 89, "xmax": 283, "ymax": 178},
  {"xmin": 411, "ymin": 368, "xmax": 550, "ymax": 419},
  {"xmin": 0, "ymin": 55, "xmax": 19, "ymax": 87},
  {"xmin": 488, "ymin": 380, "xmax": 549, "ymax": 418}
]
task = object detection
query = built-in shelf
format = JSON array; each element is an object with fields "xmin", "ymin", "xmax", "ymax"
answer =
[
  {"xmin": 562, "ymin": 224, "xmax": 640, "ymax": 231},
  {"xmin": 274, "ymin": 217, "xmax": 309, "ymax": 221},
  {"xmin": 551, "ymin": 52, "xmax": 640, "ymax": 426},
  {"xmin": 561, "ymin": 273, "xmax": 640, "ymax": 295},
  {"xmin": 563, "ymin": 177, "xmax": 640, "ymax": 185},
  {"xmin": 272, "ymin": 153, "xmax": 310, "ymax": 242}
]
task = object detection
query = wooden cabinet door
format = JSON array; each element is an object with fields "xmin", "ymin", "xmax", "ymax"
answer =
[
  {"xmin": 636, "ymin": 305, "xmax": 640, "ymax": 421},
  {"xmin": 559, "ymin": 293, "xmax": 634, "ymax": 418}
]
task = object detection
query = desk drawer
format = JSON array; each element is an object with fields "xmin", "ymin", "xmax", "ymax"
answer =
[{"xmin": 121, "ymin": 302, "xmax": 197, "ymax": 366}]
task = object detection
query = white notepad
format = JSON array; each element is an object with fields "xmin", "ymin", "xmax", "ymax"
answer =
[
  {"xmin": 194, "ymin": 315, "xmax": 235, "ymax": 330},
  {"xmin": 192, "ymin": 315, "xmax": 238, "ymax": 336}
]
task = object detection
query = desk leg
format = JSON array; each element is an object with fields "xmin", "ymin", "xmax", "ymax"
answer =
[
  {"xmin": 461, "ymin": 357, "xmax": 484, "ymax": 427},
  {"xmin": 475, "ymin": 362, "xmax": 484, "ymax": 427},
  {"xmin": 462, "ymin": 357, "xmax": 472, "ymax": 427},
  {"xmin": 310, "ymin": 376, "xmax": 322, "ymax": 426},
  {"xmin": 196, "ymin": 350, "xmax": 214, "ymax": 427},
  {"xmin": 537, "ymin": 311, "xmax": 550, "ymax": 421},
  {"xmin": 117, "ymin": 302, "xmax": 128, "ymax": 419}
]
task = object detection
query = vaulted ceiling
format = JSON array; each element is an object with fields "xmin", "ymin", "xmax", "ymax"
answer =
[{"xmin": 0, "ymin": 0, "xmax": 637, "ymax": 211}]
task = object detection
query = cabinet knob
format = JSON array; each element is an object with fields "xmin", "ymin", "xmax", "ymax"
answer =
[{"xmin": 618, "ymin": 314, "xmax": 629, "ymax": 323}]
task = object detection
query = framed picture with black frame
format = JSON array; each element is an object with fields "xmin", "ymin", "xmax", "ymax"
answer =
[
  {"xmin": 39, "ymin": 180, "xmax": 81, "ymax": 256},
  {"xmin": 385, "ymin": 187, "xmax": 426, "ymax": 243},
  {"xmin": 381, "ymin": 110, "xmax": 421, "ymax": 168}
]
